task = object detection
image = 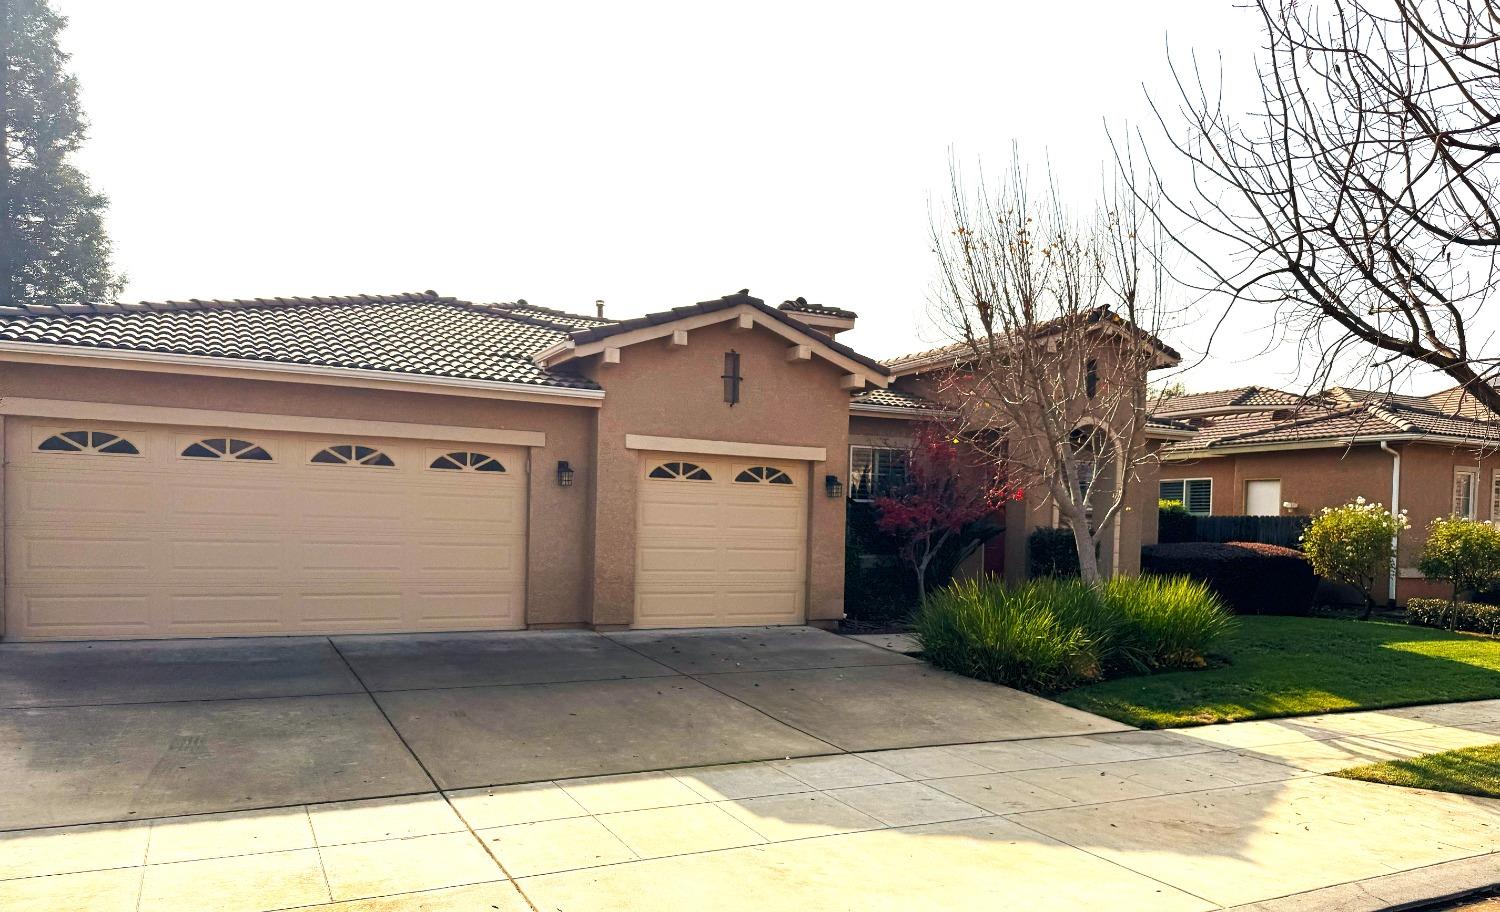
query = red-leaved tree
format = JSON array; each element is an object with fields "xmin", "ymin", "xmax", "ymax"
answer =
[{"xmin": 873, "ymin": 423, "xmax": 1021, "ymax": 605}]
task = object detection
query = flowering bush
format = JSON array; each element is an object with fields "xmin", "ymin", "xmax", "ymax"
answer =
[
  {"xmin": 1417, "ymin": 516, "xmax": 1500, "ymax": 627},
  {"xmin": 1300, "ymin": 497, "xmax": 1410, "ymax": 618}
]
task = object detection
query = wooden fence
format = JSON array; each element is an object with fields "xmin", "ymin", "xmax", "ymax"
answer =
[{"xmin": 1161, "ymin": 514, "xmax": 1311, "ymax": 549}]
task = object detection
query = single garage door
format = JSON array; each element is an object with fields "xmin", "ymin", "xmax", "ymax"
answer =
[
  {"xmin": 634, "ymin": 453, "xmax": 807, "ymax": 627},
  {"xmin": 4, "ymin": 419, "xmax": 527, "ymax": 640}
]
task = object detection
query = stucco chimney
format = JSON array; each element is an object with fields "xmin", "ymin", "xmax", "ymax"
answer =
[{"xmin": 595, "ymin": 299, "xmax": 605, "ymax": 319}]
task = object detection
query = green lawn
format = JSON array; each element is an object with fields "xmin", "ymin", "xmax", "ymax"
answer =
[
  {"xmin": 1056, "ymin": 616, "xmax": 1500, "ymax": 728},
  {"xmin": 1334, "ymin": 744, "xmax": 1500, "ymax": 799}
]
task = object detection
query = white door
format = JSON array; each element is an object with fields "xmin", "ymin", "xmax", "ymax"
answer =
[
  {"xmin": 4, "ymin": 419, "xmax": 527, "ymax": 640},
  {"xmin": 1245, "ymin": 479, "xmax": 1282, "ymax": 516},
  {"xmin": 634, "ymin": 453, "xmax": 807, "ymax": 628}
]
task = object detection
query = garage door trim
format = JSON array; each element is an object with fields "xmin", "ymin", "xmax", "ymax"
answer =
[
  {"xmin": 0, "ymin": 398, "xmax": 547, "ymax": 447},
  {"xmin": 624, "ymin": 433, "xmax": 825, "ymax": 462}
]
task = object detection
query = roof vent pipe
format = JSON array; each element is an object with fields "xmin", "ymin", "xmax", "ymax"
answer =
[{"xmin": 595, "ymin": 300, "xmax": 605, "ymax": 319}]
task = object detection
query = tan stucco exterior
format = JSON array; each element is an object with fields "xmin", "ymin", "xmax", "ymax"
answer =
[{"xmin": 578, "ymin": 320, "xmax": 851, "ymax": 627}]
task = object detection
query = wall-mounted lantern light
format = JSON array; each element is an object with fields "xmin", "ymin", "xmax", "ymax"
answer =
[
  {"xmin": 557, "ymin": 460, "xmax": 575, "ymax": 487},
  {"xmin": 825, "ymin": 474, "xmax": 843, "ymax": 499}
]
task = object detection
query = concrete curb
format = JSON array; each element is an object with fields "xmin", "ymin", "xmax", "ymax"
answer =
[{"xmin": 1227, "ymin": 852, "xmax": 1499, "ymax": 912}]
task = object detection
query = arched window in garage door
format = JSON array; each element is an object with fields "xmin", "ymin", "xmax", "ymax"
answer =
[
  {"xmin": 429, "ymin": 451, "xmax": 507, "ymax": 473},
  {"xmin": 647, "ymin": 461, "xmax": 712, "ymax": 481},
  {"xmin": 310, "ymin": 444, "xmax": 395, "ymax": 467},
  {"xmin": 734, "ymin": 466, "xmax": 793, "ymax": 485},
  {"xmin": 38, "ymin": 430, "xmax": 140, "ymax": 456},
  {"xmin": 182, "ymin": 437, "xmax": 273, "ymax": 461}
]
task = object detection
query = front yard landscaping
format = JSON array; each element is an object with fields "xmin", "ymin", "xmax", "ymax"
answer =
[
  {"xmin": 1334, "ymin": 744, "xmax": 1500, "ymax": 799},
  {"xmin": 1056, "ymin": 616, "xmax": 1500, "ymax": 728}
]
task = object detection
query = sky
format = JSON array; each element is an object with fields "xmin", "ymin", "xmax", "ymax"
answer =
[{"xmin": 46, "ymin": 0, "xmax": 1453, "ymax": 394}]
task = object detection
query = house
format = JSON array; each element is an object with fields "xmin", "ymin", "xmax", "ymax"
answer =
[
  {"xmin": 0, "ymin": 289, "xmax": 1174, "ymax": 641},
  {"xmin": 1155, "ymin": 385, "xmax": 1500, "ymax": 603}
]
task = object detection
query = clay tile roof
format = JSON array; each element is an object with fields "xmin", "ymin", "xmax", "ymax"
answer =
[
  {"xmin": 850, "ymin": 388, "xmax": 948, "ymax": 412},
  {"xmin": 883, "ymin": 307, "xmax": 1180, "ymax": 373},
  {"xmin": 1152, "ymin": 386, "xmax": 1308, "ymax": 416},
  {"xmin": 1161, "ymin": 391, "xmax": 1500, "ymax": 455},
  {"xmin": 566, "ymin": 291, "xmax": 890, "ymax": 376},
  {"xmin": 778, "ymin": 297, "xmax": 858, "ymax": 320},
  {"xmin": 0, "ymin": 291, "xmax": 603, "ymax": 390}
]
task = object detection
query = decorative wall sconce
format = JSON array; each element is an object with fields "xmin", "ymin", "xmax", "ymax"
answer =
[
  {"xmin": 825, "ymin": 474, "xmax": 843, "ymax": 498},
  {"xmin": 557, "ymin": 460, "xmax": 575, "ymax": 487}
]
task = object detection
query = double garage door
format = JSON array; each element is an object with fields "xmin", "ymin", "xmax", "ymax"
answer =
[
  {"xmin": 635, "ymin": 453, "xmax": 808, "ymax": 628},
  {"xmin": 4, "ymin": 418, "xmax": 527, "ymax": 640}
]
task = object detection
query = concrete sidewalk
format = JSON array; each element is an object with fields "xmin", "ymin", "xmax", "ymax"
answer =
[{"xmin": 3, "ymin": 698, "xmax": 1498, "ymax": 911}]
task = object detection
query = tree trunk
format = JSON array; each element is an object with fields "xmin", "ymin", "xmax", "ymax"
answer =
[{"xmin": 1067, "ymin": 519, "xmax": 1102, "ymax": 584}]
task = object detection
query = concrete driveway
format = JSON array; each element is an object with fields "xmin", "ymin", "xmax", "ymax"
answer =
[
  {"xmin": 0, "ymin": 626, "xmax": 1119, "ymax": 831},
  {"xmin": 4, "ymin": 629, "xmax": 1499, "ymax": 911}
]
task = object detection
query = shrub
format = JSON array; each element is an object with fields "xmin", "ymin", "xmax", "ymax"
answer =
[
  {"xmin": 1028, "ymin": 527, "xmax": 1080, "ymax": 578},
  {"xmin": 1158, "ymin": 499, "xmax": 1196, "ymax": 543},
  {"xmin": 1407, "ymin": 598, "xmax": 1500, "ymax": 635},
  {"xmin": 1141, "ymin": 541, "xmax": 1317, "ymax": 615},
  {"xmin": 1301, "ymin": 498, "xmax": 1409, "ymax": 618},
  {"xmin": 914, "ymin": 578, "xmax": 1101, "ymax": 693},
  {"xmin": 1417, "ymin": 516, "xmax": 1500, "ymax": 626},
  {"xmin": 1100, "ymin": 575, "xmax": 1236, "ymax": 671},
  {"xmin": 914, "ymin": 575, "xmax": 1232, "ymax": 693}
]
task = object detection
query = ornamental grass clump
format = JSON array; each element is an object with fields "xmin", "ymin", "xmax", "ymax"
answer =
[
  {"xmin": 915, "ymin": 575, "xmax": 1233, "ymax": 693},
  {"xmin": 1101, "ymin": 576, "xmax": 1234, "ymax": 672}
]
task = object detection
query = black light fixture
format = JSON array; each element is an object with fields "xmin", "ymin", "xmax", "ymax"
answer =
[
  {"xmin": 825, "ymin": 474, "xmax": 843, "ymax": 498},
  {"xmin": 556, "ymin": 460, "xmax": 575, "ymax": 487}
]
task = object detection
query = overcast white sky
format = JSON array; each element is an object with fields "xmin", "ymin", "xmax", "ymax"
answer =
[{"xmin": 49, "ymin": 0, "xmax": 1447, "ymax": 393}]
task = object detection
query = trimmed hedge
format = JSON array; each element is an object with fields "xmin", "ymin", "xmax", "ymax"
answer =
[
  {"xmin": 1407, "ymin": 598, "xmax": 1500, "ymax": 635},
  {"xmin": 1141, "ymin": 541, "xmax": 1316, "ymax": 615}
]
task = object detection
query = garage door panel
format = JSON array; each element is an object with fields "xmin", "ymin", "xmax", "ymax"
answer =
[
  {"xmin": 722, "ymin": 545, "xmax": 801, "ymax": 573},
  {"xmin": 166, "ymin": 592, "xmax": 284, "ymax": 630},
  {"xmin": 168, "ymin": 479, "xmax": 286, "ymax": 522},
  {"xmin": 635, "ymin": 589, "xmax": 725, "ymax": 627},
  {"xmin": 11, "ymin": 590, "xmax": 153, "ymax": 635},
  {"xmin": 11, "ymin": 472, "xmax": 155, "ymax": 524},
  {"xmin": 414, "ymin": 589, "xmax": 522, "ymax": 624},
  {"xmin": 11, "ymin": 533, "xmax": 153, "ymax": 579},
  {"xmin": 294, "ymin": 589, "xmax": 405, "ymax": 628},
  {"xmin": 720, "ymin": 502, "xmax": 802, "ymax": 531},
  {"xmin": 5, "ymin": 420, "xmax": 528, "ymax": 639},
  {"xmin": 719, "ymin": 590, "xmax": 802, "ymax": 623}
]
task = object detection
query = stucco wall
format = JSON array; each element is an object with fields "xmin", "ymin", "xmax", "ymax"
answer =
[
  {"xmin": 0, "ymin": 362, "xmax": 598, "ymax": 627},
  {"xmin": 580, "ymin": 320, "xmax": 853, "ymax": 627}
]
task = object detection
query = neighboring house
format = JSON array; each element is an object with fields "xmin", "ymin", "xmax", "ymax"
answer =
[
  {"xmin": 848, "ymin": 316, "xmax": 1189, "ymax": 582},
  {"xmin": 1155, "ymin": 385, "xmax": 1500, "ymax": 603}
]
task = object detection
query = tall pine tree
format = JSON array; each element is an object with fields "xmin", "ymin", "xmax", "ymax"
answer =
[{"xmin": 1, "ymin": 0, "xmax": 123, "ymax": 308}]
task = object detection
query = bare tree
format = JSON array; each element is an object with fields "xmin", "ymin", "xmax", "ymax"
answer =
[
  {"xmin": 1138, "ymin": 0, "xmax": 1500, "ymax": 412},
  {"xmin": 929, "ymin": 160, "xmax": 1176, "ymax": 583}
]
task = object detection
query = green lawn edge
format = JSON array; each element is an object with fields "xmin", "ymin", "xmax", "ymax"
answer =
[
  {"xmin": 1053, "ymin": 616, "xmax": 1500, "ymax": 729},
  {"xmin": 1333, "ymin": 744, "xmax": 1500, "ymax": 799}
]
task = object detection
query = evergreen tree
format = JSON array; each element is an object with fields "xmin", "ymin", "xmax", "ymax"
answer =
[{"xmin": 1, "ymin": 0, "xmax": 123, "ymax": 308}]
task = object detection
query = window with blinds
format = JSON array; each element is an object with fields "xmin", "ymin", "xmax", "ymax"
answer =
[
  {"xmin": 1454, "ymin": 469, "xmax": 1478, "ymax": 519},
  {"xmin": 1160, "ymin": 478, "xmax": 1212, "ymax": 516},
  {"xmin": 849, "ymin": 445, "xmax": 908, "ymax": 501}
]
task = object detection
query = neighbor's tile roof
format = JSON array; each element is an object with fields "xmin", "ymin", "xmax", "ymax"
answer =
[
  {"xmin": 1162, "ymin": 392, "xmax": 1500, "ymax": 455},
  {"xmin": 0, "ymin": 291, "xmax": 606, "ymax": 390},
  {"xmin": 1152, "ymin": 386, "xmax": 1309, "ymax": 416},
  {"xmin": 850, "ymin": 388, "xmax": 948, "ymax": 411}
]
